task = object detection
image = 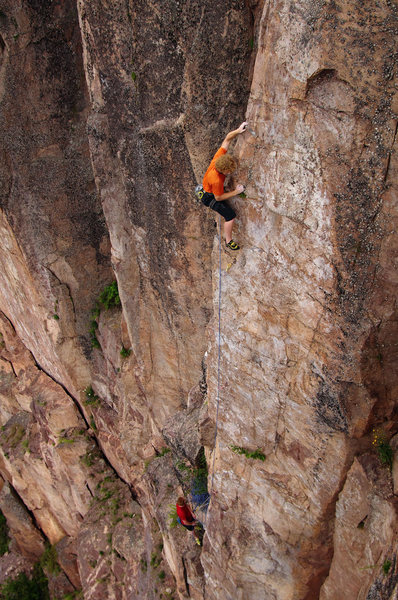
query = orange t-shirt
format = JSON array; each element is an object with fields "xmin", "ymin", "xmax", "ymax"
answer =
[{"xmin": 202, "ymin": 147, "xmax": 226, "ymax": 197}]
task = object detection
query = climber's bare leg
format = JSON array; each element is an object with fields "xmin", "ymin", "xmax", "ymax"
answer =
[{"xmin": 224, "ymin": 218, "xmax": 235, "ymax": 244}]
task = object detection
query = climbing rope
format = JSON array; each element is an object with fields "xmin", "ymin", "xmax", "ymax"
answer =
[
  {"xmin": 209, "ymin": 215, "xmax": 223, "ymax": 496},
  {"xmin": 197, "ymin": 216, "xmax": 222, "ymax": 530}
]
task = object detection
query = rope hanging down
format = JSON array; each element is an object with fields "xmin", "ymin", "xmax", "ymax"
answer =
[
  {"xmin": 189, "ymin": 217, "xmax": 223, "ymax": 531},
  {"xmin": 197, "ymin": 216, "xmax": 223, "ymax": 529},
  {"xmin": 209, "ymin": 215, "xmax": 223, "ymax": 496}
]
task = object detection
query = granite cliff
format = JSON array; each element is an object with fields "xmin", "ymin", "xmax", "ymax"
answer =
[{"xmin": 0, "ymin": 0, "xmax": 397, "ymax": 599}]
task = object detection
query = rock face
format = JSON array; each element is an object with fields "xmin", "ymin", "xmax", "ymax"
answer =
[
  {"xmin": 201, "ymin": 0, "xmax": 398, "ymax": 598},
  {"xmin": 320, "ymin": 456, "xmax": 397, "ymax": 600},
  {"xmin": 0, "ymin": 0, "xmax": 397, "ymax": 599},
  {"xmin": 0, "ymin": 0, "xmax": 113, "ymax": 398},
  {"xmin": 0, "ymin": 478, "xmax": 45, "ymax": 561}
]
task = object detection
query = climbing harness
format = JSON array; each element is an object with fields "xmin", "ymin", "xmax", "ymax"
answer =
[
  {"xmin": 195, "ymin": 185, "xmax": 218, "ymax": 209},
  {"xmin": 195, "ymin": 184, "xmax": 204, "ymax": 201}
]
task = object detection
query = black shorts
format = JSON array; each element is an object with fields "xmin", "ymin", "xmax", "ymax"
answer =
[
  {"xmin": 202, "ymin": 192, "xmax": 236, "ymax": 222},
  {"xmin": 183, "ymin": 524, "xmax": 195, "ymax": 531}
]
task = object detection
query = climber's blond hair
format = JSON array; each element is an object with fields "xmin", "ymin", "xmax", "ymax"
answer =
[{"xmin": 215, "ymin": 154, "xmax": 237, "ymax": 175}]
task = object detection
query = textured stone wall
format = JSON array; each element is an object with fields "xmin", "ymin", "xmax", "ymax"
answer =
[
  {"xmin": 76, "ymin": 0, "xmax": 252, "ymax": 451},
  {"xmin": 0, "ymin": 0, "xmax": 397, "ymax": 599},
  {"xmin": 202, "ymin": 0, "xmax": 398, "ymax": 598},
  {"xmin": 0, "ymin": 0, "xmax": 112, "ymax": 397}
]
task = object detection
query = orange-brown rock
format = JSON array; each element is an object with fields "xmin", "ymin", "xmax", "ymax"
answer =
[
  {"xmin": 0, "ymin": 0, "xmax": 112, "ymax": 400},
  {"xmin": 0, "ymin": 478, "xmax": 44, "ymax": 561},
  {"xmin": 0, "ymin": 311, "xmax": 92, "ymax": 542},
  {"xmin": 201, "ymin": 0, "xmax": 398, "ymax": 598},
  {"xmin": 320, "ymin": 456, "xmax": 397, "ymax": 600},
  {"xmin": 0, "ymin": 0, "xmax": 397, "ymax": 599}
]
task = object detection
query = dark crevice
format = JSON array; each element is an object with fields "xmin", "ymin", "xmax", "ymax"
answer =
[
  {"xmin": 1, "ymin": 482, "xmax": 77, "ymax": 590},
  {"xmin": 306, "ymin": 68, "xmax": 337, "ymax": 95},
  {"xmin": 32, "ymin": 358, "xmax": 142, "ymax": 507},
  {"xmin": 0, "ymin": 309, "xmax": 136, "ymax": 502},
  {"xmin": 32, "ymin": 358, "xmax": 85, "ymax": 420},
  {"xmin": 0, "ymin": 317, "xmax": 145, "ymax": 561},
  {"xmin": 0, "ymin": 355, "xmax": 17, "ymax": 378},
  {"xmin": 85, "ymin": 483, "xmax": 94, "ymax": 498},
  {"xmin": 44, "ymin": 266, "xmax": 76, "ymax": 317},
  {"xmin": 366, "ymin": 553, "xmax": 398, "ymax": 600},
  {"xmin": 303, "ymin": 453, "xmax": 356, "ymax": 600},
  {"xmin": 0, "ymin": 479, "xmax": 45, "ymax": 545},
  {"xmin": 181, "ymin": 556, "xmax": 190, "ymax": 597},
  {"xmin": 244, "ymin": 0, "xmax": 263, "ymax": 87},
  {"xmin": 357, "ymin": 515, "xmax": 368, "ymax": 529}
]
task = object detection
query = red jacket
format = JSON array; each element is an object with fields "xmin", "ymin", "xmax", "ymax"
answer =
[{"xmin": 176, "ymin": 503, "xmax": 195, "ymax": 525}]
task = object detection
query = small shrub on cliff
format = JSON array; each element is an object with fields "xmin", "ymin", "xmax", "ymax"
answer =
[
  {"xmin": 120, "ymin": 345, "xmax": 131, "ymax": 358},
  {"xmin": 230, "ymin": 445, "xmax": 266, "ymax": 461},
  {"xmin": 2, "ymin": 423, "xmax": 25, "ymax": 448},
  {"xmin": 0, "ymin": 563, "xmax": 49, "ymax": 600},
  {"xmin": 0, "ymin": 510, "xmax": 10, "ymax": 556},
  {"xmin": 89, "ymin": 281, "xmax": 121, "ymax": 349},
  {"xmin": 174, "ymin": 448, "xmax": 209, "ymax": 504},
  {"xmin": 40, "ymin": 543, "xmax": 60, "ymax": 575},
  {"xmin": 52, "ymin": 300, "xmax": 60, "ymax": 320},
  {"xmin": 58, "ymin": 436, "xmax": 75, "ymax": 445},
  {"xmin": 157, "ymin": 447, "xmax": 171, "ymax": 458},
  {"xmin": 190, "ymin": 449, "xmax": 209, "ymax": 496},
  {"xmin": 98, "ymin": 281, "xmax": 121, "ymax": 310},
  {"xmin": 150, "ymin": 552, "xmax": 161, "ymax": 569},
  {"xmin": 168, "ymin": 505, "xmax": 178, "ymax": 528},
  {"xmin": 81, "ymin": 448, "xmax": 97, "ymax": 467},
  {"xmin": 62, "ymin": 591, "xmax": 83, "ymax": 600},
  {"xmin": 372, "ymin": 428, "xmax": 393, "ymax": 470},
  {"xmin": 140, "ymin": 557, "xmax": 147, "ymax": 573},
  {"xmin": 84, "ymin": 385, "xmax": 100, "ymax": 407},
  {"xmin": 89, "ymin": 318, "xmax": 100, "ymax": 349},
  {"xmin": 382, "ymin": 559, "xmax": 392, "ymax": 575}
]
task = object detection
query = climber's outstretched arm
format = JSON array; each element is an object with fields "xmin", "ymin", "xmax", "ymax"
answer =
[{"xmin": 221, "ymin": 121, "xmax": 248, "ymax": 150}]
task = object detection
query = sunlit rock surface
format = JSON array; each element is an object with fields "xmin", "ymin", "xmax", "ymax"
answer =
[
  {"xmin": 201, "ymin": 0, "xmax": 398, "ymax": 598},
  {"xmin": 0, "ymin": 0, "xmax": 397, "ymax": 599}
]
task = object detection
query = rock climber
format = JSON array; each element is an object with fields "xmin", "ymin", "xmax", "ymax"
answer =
[
  {"xmin": 200, "ymin": 121, "xmax": 248, "ymax": 250},
  {"xmin": 176, "ymin": 496, "xmax": 201, "ymax": 545}
]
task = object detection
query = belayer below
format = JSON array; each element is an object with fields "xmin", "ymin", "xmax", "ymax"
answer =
[
  {"xmin": 176, "ymin": 496, "xmax": 202, "ymax": 545},
  {"xmin": 197, "ymin": 121, "xmax": 248, "ymax": 250}
]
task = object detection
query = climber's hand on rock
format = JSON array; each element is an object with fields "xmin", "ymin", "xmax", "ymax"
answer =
[
  {"xmin": 236, "ymin": 184, "xmax": 245, "ymax": 194},
  {"xmin": 238, "ymin": 122, "xmax": 248, "ymax": 133}
]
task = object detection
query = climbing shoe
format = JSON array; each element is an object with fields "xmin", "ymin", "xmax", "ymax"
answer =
[
  {"xmin": 195, "ymin": 537, "xmax": 202, "ymax": 546},
  {"xmin": 226, "ymin": 240, "xmax": 240, "ymax": 251}
]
